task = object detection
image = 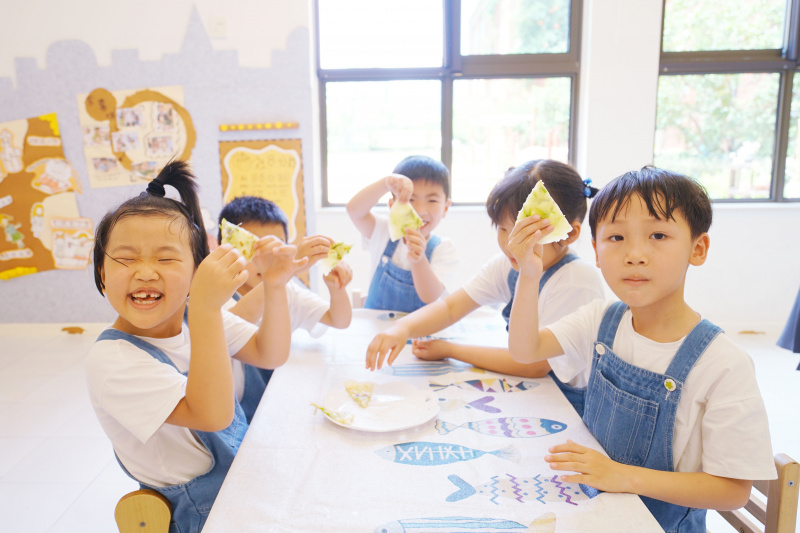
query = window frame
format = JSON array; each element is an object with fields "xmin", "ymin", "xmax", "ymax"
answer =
[
  {"xmin": 658, "ymin": 0, "xmax": 800, "ymax": 202},
  {"xmin": 315, "ymin": 0, "xmax": 583, "ymax": 206}
]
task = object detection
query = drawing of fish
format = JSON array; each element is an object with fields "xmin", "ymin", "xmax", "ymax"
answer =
[
  {"xmin": 374, "ymin": 513, "xmax": 555, "ymax": 533},
  {"xmin": 430, "ymin": 378, "xmax": 540, "ymax": 393},
  {"xmin": 438, "ymin": 395, "xmax": 501, "ymax": 413},
  {"xmin": 381, "ymin": 359, "xmax": 476, "ymax": 376},
  {"xmin": 435, "ymin": 417, "xmax": 567, "ymax": 438},
  {"xmin": 447, "ymin": 473, "xmax": 599, "ymax": 506},
  {"xmin": 375, "ymin": 441, "xmax": 520, "ymax": 466}
]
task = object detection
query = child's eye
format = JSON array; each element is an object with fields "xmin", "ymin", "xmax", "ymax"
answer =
[
  {"xmin": 159, "ymin": 258, "xmax": 177, "ymax": 263},
  {"xmin": 609, "ymin": 235, "xmax": 623, "ymax": 242},
  {"xmin": 651, "ymin": 233, "xmax": 667, "ymax": 240}
]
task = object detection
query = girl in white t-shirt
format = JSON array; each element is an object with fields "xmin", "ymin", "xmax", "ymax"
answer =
[
  {"xmin": 85, "ymin": 161, "xmax": 306, "ymax": 532},
  {"xmin": 365, "ymin": 159, "xmax": 605, "ymax": 415}
]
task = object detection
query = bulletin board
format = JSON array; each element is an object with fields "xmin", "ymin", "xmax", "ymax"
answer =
[
  {"xmin": 219, "ymin": 139, "xmax": 305, "ymax": 244},
  {"xmin": 219, "ymin": 138, "xmax": 307, "ymax": 284},
  {"xmin": 0, "ymin": 114, "xmax": 91, "ymax": 280},
  {"xmin": 77, "ymin": 85, "xmax": 196, "ymax": 188}
]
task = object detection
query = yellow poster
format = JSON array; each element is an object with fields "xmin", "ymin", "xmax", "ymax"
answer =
[
  {"xmin": 219, "ymin": 139, "xmax": 305, "ymax": 244},
  {"xmin": 77, "ymin": 86, "xmax": 196, "ymax": 188},
  {"xmin": 0, "ymin": 114, "xmax": 89, "ymax": 280}
]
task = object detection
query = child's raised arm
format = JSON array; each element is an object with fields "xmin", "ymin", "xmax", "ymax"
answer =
[
  {"xmin": 346, "ymin": 174, "xmax": 413, "ymax": 239},
  {"xmin": 234, "ymin": 236, "xmax": 307, "ymax": 369},
  {"xmin": 320, "ymin": 261, "xmax": 353, "ymax": 328},
  {"xmin": 506, "ymin": 215, "xmax": 564, "ymax": 364},
  {"xmin": 169, "ymin": 244, "xmax": 249, "ymax": 432}
]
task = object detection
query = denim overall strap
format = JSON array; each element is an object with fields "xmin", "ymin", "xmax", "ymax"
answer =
[
  {"xmin": 582, "ymin": 311, "xmax": 721, "ymax": 533},
  {"xmin": 501, "ymin": 253, "xmax": 580, "ymax": 328},
  {"xmin": 364, "ymin": 234, "xmax": 442, "ymax": 313},
  {"xmin": 96, "ymin": 328, "xmax": 247, "ymax": 533}
]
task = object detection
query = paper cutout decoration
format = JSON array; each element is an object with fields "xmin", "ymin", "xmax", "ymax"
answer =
[
  {"xmin": 77, "ymin": 86, "xmax": 196, "ymax": 188},
  {"xmin": 219, "ymin": 139, "xmax": 305, "ymax": 244},
  {"xmin": 0, "ymin": 114, "xmax": 89, "ymax": 280},
  {"xmin": 219, "ymin": 122, "xmax": 299, "ymax": 132}
]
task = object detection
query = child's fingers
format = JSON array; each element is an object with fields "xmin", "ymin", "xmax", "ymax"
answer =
[
  {"xmin": 385, "ymin": 343, "xmax": 405, "ymax": 367},
  {"xmin": 547, "ymin": 439, "xmax": 585, "ymax": 454}
]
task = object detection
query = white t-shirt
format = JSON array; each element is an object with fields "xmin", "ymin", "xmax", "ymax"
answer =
[
  {"xmin": 85, "ymin": 310, "xmax": 258, "ymax": 487},
  {"xmin": 224, "ymin": 278, "xmax": 330, "ymax": 398},
  {"xmin": 547, "ymin": 300, "xmax": 777, "ymax": 480},
  {"xmin": 364, "ymin": 214, "xmax": 458, "ymax": 293},
  {"xmin": 462, "ymin": 252, "xmax": 606, "ymax": 387}
]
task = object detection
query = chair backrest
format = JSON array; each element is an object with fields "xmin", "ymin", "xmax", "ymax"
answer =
[
  {"xmin": 115, "ymin": 489, "xmax": 171, "ymax": 533},
  {"xmin": 717, "ymin": 453, "xmax": 798, "ymax": 533},
  {"xmin": 351, "ymin": 288, "xmax": 365, "ymax": 309}
]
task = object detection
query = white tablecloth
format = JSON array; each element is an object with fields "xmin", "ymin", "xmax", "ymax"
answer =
[{"xmin": 204, "ymin": 309, "xmax": 663, "ymax": 532}]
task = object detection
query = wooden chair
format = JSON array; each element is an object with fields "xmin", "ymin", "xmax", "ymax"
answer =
[
  {"xmin": 115, "ymin": 489, "xmax": 171, "ymax": 533},
  {"xmin": 716, "ymin": 453, "xmax": 798, "ymax": 533}
]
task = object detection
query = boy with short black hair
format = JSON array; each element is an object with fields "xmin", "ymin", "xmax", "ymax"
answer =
[
  {"xmin": 346, "ymin": 155, "xmax": 457, "ymax": 313},
  {"xmin": 507, "ymin": 166, "xmax": 776, "ymax": 533}
]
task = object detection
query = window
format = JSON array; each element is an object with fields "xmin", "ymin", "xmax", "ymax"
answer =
[
  {"xmin": 316, "ymin": 0, "xmax": 582, "ymax": 205},
  {"xmin": 655, "ymin": 0, "xmax": 800, "ymax": 201}
]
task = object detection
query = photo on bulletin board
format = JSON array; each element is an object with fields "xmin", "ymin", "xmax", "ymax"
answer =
[
  {"xmin": 0, "ymin": 114, "xmax": 91, "ymax": 280},
  {"xmin": 77, "ymin": 86, "xmax": 196, "ymax": 188},
  {"xmin": 219, "ymin": 139, "xmax": 307, "ymax": 285}
]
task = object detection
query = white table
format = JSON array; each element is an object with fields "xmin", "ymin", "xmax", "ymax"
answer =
[{"xmin": 204, "ymin": 309, "xmax": 663, "ymax": 532}]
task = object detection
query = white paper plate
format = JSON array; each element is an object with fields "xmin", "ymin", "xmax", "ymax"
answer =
[{"xmin": 321, "ymin": 381, "xmax": 439, "ymax": 432}]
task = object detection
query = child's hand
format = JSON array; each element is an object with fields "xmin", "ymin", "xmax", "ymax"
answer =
[
  {"xmin": 412, "ymin": 338, "xmax": 452, "ymax": 360},
  {"xmin": 295, "ymin": 235, "xmax": 334, "ymax": 271},
  {"xmin": 507, "ymin": 215, "xmax": 553, "ymax": 278},
  {"xmin": 251, "ymin": 236, "xmax": 308, "ymax": 287},
  {"xmin": 403, "ymin": 228, "xmax": 426, "ymax": 264},
  {"xmin": 366, "ymin": 329, "xmax": 408, "ymax": 371},
  {"xmin": 385, "ymin": 173, "xmax": 413, "ymax": 203},
  {"xmin": 545, "ymin": 440, "xmax": 632, "ymax": 494},
  {"xmin": 190, "ymin": 244, "xmax": 248, "ymax": 309},
  {"xmin": 323, "ymin": 261, "xmax": 353, "ymax": 290}
]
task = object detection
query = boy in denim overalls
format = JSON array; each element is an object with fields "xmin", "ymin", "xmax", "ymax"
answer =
[
  {"xmin": 506, "ymin": 166, "xmax": 776, "ymax": 533},
  {"xmin": 347, "ymin": 155, "xmax": 456, "ymax": 313}
]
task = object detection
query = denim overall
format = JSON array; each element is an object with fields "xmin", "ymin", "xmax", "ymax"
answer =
[
  {"xmin": 228, "ymin": 291, "xmax": 274, "ymax": 424},
  {"xmin": 97, "ymin": 328, "xmax": 250, "ymax": 533},
  {"xmin": 364, "ymin": 234, "xmax": 442, "ymax": 312},
  {"xmin": 583, "ymin": 301, "xmax": 722, "ymax": 533},
  {"xmin": 502, "ymin": 253, "xmax": 587, "ymax": 415}
]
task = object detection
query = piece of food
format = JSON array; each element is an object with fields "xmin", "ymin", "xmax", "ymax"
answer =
[
  {"xmin": 310, "ymin": 402, "xmax": 354, "ymax": 425},
  {"xmin": 219, "ymin": 218, "xmax": 258, "ymax": 261},
  {"xmin": 516, "ymin": 181, "xmax": 573, "ymax": 244},
  {"xmin": 321, "ymin": 242, "xmax": 353, "ymax": 275},
  {"xmin": 344, "ymin": 380, "xmax": 374, "ymax": 408},
  {"xmin": 388, "ymin": 201, "xmax": 423, "ymax": 242}
]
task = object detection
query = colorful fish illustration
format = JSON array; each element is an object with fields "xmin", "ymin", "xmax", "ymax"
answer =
[
  {"xmin": 375, "ymin": 441, "xmax": 520, "ymax": 466},
  {"xmin": 438, "ymin": 395, "xmax": 501, "ymax": 413},
  {"xmin": 374, "ymin": 514, "xmax": 555, "ymax": 533},
  {"xmin": 430, "ymin": 378, "xmax": 540, "ymax": 393},
  {"xmin": 447, "ymin": 473, "xmax": 599, "ymax": 506},
  {"xmin": 382, "ymin": 359, "xmax": 476, "ymax": 376},
  {"xmin": 435, "ymin": 417, "xmax": 567, "ymax": 438}
]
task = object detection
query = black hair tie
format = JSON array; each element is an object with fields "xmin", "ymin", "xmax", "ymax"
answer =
[{"xmin": 147, "ymin": 179, "xmax": 166, "ymax": 197}]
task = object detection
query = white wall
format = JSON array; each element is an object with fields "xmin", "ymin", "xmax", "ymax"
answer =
[{"xmin": 0, "ymin": 0, "xmax": 798, "ymax": 332}]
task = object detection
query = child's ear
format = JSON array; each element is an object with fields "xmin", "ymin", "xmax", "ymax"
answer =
[
  {"xmin": 563, "ymin": 221, "xmax": 582, "ymax": 245},
  {"xmin": 689, "ymin": 232, "xmax": 710, "ymax": 266},
  {"xmin": 592, "ymin": 239, "xmax": 600, "ymax": 267},
  {"xmin": 442, "ymin": 199, "xmax": 452, "ymax": 217}
]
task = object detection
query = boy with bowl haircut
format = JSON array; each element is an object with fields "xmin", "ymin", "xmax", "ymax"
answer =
[{"xmin": 506, "ymin": 166, "xmax": 776, "ymax": 533}]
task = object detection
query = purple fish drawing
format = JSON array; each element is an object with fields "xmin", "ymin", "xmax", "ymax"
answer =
[
  {"xmin": 438, "ymin": 395, "xmax": 501, "ymax": 413},
  {"xmin": 447, "ymin": 473, "xmax": 600, "ymax": 506},
  {"xmin": 374, "ymin": 513, "xmax": 555, "ymax": 533},
  {"xmin": 375, "ymin": 441, "xmax": 520, "ymax": 466},
  {"xmin": 430, "ymin": 378, "xmax": 540, "ymax": 393},
  {"xmin": 435, "ymin": 417, "xmax": 566, "ymax": 438}
]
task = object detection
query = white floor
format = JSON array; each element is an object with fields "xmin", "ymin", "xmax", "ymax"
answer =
[{"xmin": 0, "ymin": 323, "xmax": 798, "ymax": 533}]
